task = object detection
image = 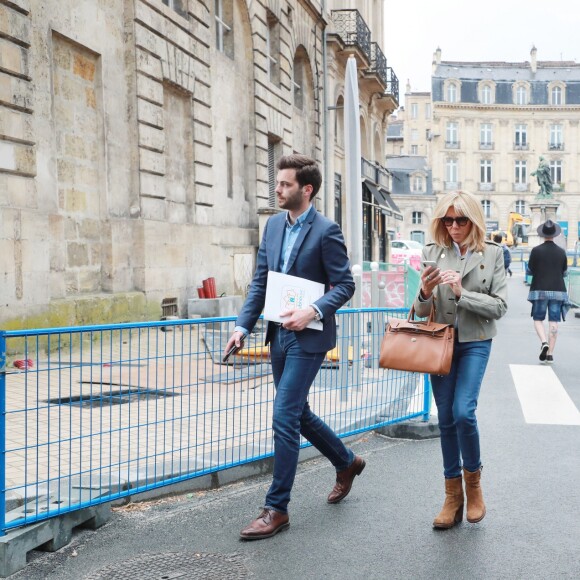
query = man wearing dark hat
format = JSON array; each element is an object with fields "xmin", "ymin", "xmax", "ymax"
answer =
[{"xmin": 527, "ymin": 220, "xmax": 570, "ymax": 363}]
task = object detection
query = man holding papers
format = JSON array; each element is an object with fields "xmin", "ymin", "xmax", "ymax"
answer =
[{"xmin": 224, "ymin": 154, "xmax": 364, "ymax": 540}]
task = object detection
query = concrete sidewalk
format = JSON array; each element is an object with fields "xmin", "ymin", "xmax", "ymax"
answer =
[{"xmin": 8, "ymin": 272, "xmax": 580, "ymax": 579}]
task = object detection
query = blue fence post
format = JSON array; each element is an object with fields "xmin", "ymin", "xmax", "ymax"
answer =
[
  {"xmin": 0, "ymin": 331, "xmax": 6, "ymax": 537},
  {"xmin": 422, "ymin": 373, "xmax": 431, "ymax": 422}
]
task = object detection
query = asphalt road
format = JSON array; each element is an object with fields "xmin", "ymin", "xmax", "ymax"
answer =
[{"xmin": 11, "ymin": 271, "xmax": 580, "ymax": 579}]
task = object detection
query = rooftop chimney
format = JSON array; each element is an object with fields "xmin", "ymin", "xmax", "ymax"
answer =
[
  {"xmin": 432, "ymin": 47, "xmax": 442, "ymax": 73},
  {"xmin": 530, "ymin": 45, "xmax": 537, "ymax": 73},
  {"xmin": 406, "ymin": 79, "xmax": 411, "ymax": 94}
]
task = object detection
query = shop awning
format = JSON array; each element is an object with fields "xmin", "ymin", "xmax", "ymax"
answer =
[
  {"xmin": 363, "ymin": 180, "xmax": 390, "ymax": 211},
  {"xmin": 378, "ymin": 187, "xmax": 403, "ymax": 219}
]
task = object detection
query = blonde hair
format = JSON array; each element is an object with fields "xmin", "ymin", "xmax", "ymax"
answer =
[{"xmin": 430, "ymin": 190, "xmax": 487, "ymax": 252}]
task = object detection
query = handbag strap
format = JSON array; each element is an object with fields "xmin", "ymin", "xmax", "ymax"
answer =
[{"xmin": 409, "ymin": 296, "xmax": 437, "ymax": 323}]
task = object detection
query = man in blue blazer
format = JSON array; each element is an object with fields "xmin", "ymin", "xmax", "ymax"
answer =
[{"xmin": 225, "ymin": 154, "xmax": 365, "ymax": 540}]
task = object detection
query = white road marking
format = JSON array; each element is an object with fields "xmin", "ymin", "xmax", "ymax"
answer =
[{"xmin": 510, "ymin": 364, "xmax": 580, "ymax": 425}]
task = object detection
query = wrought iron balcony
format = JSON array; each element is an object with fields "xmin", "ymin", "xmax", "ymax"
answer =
[
  {"xmin": 479, "ymin": 142, "xmax": 494, "ymax": 150},
  {"xmin": 513, "ymin": 142, "xmax": 529, "ymax": 150},
  {"xmin": 444, "ymin": 181, "xmax": 461, "ymax": 190},
  {"xmin": 549, "ymin": 142, "xmax": 564, "ymax": 151},
  {"xmin": 386, "ymin": 67, "xmax": 399, "ymax": 105},
  {"xmin": 331, "ymin": 9, "xmax": 371, "ymax": 61},
  {"xmin": 479, "ymin": 182, "xmax": 495, "ymax": 191},
  {"xmin": 368, "ymin": 42, "xmax": 388, "ymax": 88},
  {"xmin": 445, "ymin": 140, "xmax": 460, "ymax": 149}
]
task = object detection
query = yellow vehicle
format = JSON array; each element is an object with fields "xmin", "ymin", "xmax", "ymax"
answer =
[{"xmin": 493, "ymin": 212, "xmax": 531, "ymax": 247}]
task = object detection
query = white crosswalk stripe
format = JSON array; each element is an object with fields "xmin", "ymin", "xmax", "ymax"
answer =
[{"xmin": 510, "ymin": 364, "xmax": 580, "ymax": 425}]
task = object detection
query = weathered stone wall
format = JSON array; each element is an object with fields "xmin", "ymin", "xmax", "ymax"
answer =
[{"xmin": 0, "ymin": 0, "xmax": 326, "ymax": 328}]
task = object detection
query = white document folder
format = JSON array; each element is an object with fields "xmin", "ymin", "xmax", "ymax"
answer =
[{"xmin": 264, "ymin": 271, "xmax": 324, "ymax": 331}]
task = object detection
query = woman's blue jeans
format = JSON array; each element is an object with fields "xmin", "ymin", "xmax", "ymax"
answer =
[
  {"xmin": 430, "ymin": 339, "xmax": 492, "ymax": 479},
  {"xmin": 264, "ymin": 326, "xmax": 354, "ymax": 514}
]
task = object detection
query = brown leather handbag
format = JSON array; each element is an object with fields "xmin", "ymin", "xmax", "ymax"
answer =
[{"xmin": 379, "ymin": 303, "xmax": 455, "ymax": 375}]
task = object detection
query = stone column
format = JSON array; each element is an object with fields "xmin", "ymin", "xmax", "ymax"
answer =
[{"xmin": 527, "ymin": 199, "xmax": 560, "ymax": 248}]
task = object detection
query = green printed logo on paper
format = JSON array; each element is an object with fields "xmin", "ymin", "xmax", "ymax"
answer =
[{"xmin": 281, "ymin": 286, "xmax": 307, "ymax": 311}]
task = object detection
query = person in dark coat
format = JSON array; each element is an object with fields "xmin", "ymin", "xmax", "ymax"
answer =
[
  {"xmin": 527, "ymin": 220, "xmax": 570, "ymax": 364},
  {"xmin": 493, "ymin": 233, "xmax": 512, "ymax": 277}
]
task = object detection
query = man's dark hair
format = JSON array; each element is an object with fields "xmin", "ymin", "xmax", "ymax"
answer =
[
  {"xmin": 493, "ymin": 233, "xmax": 503, "ymax": 244},
  {"xmin": 277, "ymin": 154, "xmax": 322, "ymax": 200}
]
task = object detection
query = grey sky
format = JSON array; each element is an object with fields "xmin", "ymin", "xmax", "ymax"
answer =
[{"xmin": 383, "ymin": 0, "xmax": 579, "ymax": 107}]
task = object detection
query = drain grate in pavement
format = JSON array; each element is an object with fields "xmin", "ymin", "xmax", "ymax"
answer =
[{"xmin": 83, "ymin": 552, "xmax": 249, "ymax": 579}]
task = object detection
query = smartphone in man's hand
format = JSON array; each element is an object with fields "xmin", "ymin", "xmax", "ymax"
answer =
[{"xmin": 222, "ymin": 342, "xmax": 243, "ymax": 363}]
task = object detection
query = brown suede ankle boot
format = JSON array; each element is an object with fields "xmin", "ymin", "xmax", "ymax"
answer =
[
  {"xmin": 463, "ymin": 467, "xmax": 486, "ymax": 523},
  {"xmin": 433, "ymin": 475, "xmax": 464, "ymax": 529}
]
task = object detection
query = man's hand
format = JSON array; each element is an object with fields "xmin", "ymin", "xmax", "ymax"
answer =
[
  {"xmin": 223, "ymin": 331, "xmax": 245, "ymax": 359},
  {"xmin": 279, "ymin": 307, "xmax": 317, "ymax": 331}
]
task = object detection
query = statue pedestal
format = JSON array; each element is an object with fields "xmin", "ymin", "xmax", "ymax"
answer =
[{"xmin": 527, "ymin": 199, "xmax": 560, "ymax": 248}]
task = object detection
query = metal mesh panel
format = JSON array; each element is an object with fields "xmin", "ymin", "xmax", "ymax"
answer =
[{"xmin": 0, "ymin": 309, "xmax": 428, "ymax": 533}]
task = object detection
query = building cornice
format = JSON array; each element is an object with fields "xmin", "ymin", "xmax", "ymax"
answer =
[
  {"xmin": 433, "ymin": 102, "xmax": 580, "ymax": 113},
  {"xmin": 297, "ymin": 0, "xmax": 327, "ymax": 26}
]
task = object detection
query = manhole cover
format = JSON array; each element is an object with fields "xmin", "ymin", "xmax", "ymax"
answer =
[{"xmin": 84, "ymin": 552, "xmax": 249, "ymax": 579}]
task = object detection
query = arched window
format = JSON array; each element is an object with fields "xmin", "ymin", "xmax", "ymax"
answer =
[
  {"xmin": 515, "ymin": 85, "xmax": 527, "ymax": 105},
  {"xmin": 481, "ymin": 199, "xmax": 491, "ymax": 218},
  {"xmin": 292, "ymin": 54, "xmax": 304, "ymax": 110},
  {"xmin": 481, "ymin": 84, "xmax": 492, "ymax": 104},
  {"xmin": 447, "ymin": 82, "xmax": 458, "ymax": 103},
  {"xmin": 265, "ymin": 10, "xmax": 280, "ymax": 85},
  {"xmin": 334, "ymin": 96, "xmax": 344, "ymax": 146},
  {"xmin": 551, "ymin": 86, "xmax": 562, "ymax": 105},
  {"xmin": 411, "ymin": 175, "xmax": 424, "ymax": 193}
]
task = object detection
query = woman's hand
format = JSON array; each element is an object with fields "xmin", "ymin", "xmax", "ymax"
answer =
[
  {"xmin": 440, "ymin": 269, "xmax": 463, "ymax": 297},
  {"xmin": 421, "ymin": 266, "xmax": 441, "ymax": 298}
]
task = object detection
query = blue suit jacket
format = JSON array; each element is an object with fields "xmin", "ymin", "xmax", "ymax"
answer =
[{"xmin": 236, "ymin": 208, "xmax": 355, "ymax": 353}]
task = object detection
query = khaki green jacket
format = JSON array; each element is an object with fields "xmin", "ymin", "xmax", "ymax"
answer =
[{"xmin": 413, "ymin": 241, "xmax": 508, "ymax": 342}]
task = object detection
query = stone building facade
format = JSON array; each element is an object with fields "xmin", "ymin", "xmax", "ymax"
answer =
[
  {"xmin": 431, "ymin": 47, "xmax": 580, "ymax": 247},
  {"xmin": 384, "ymin": 155, "xmax": 435, "ymax": 244},
  {"xmin": 0, "ymin": 0, "xmax": 398, "ymax": 328},
  {"xmin": 326, "ymin": 1, "xmax": 399, "ymax": 263}
]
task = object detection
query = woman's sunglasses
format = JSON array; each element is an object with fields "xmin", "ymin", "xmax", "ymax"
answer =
[{"xmin": 441, "ymin": 216, "xmax": 470, "ymax": 227}]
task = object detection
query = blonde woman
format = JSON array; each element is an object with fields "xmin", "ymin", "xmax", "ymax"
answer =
[{"xmin": 414, "ymin": 191, "xmax": 508, "ymax": 529}]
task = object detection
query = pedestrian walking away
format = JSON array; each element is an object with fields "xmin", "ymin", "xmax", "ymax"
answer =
[
  {"xmin": 493, "ymin": 233, "xmax": 512, "ymax": 277},
  {"xmin": 526, "ymin": 219, "xmax": 571, "ymax": 364},
  {"xmin": 224, "ymin": 154, "xmax": 364, "ymax": 541},
  {"xmin": 416, "ymin": 190, "xmax": 508, "ymax": 529}
]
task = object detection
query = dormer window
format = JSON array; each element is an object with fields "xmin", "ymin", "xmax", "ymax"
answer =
[
  {"xmin": 480, "ymin": 84, "xmax": 492, "ymax": 104},
  {"xmin": 515, "ymin": 84, "xmax": 528, "ymax": 105},
  {"xmin": 447, "ymin": 82, "xmax": 458, "ymax": 103},
  {"xmin": 549, "ymin": 82, "xmax": 565, "ymax": 105}
]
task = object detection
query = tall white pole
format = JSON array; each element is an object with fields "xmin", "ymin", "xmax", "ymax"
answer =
[{"xmin": 344, "ymin": 56, "xmax": 363, "ymax": 268}]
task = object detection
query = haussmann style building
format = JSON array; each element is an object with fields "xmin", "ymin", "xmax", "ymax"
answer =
[{"xmin": 429, "ymin": 47, "xmax": 580, "ymax": 247}]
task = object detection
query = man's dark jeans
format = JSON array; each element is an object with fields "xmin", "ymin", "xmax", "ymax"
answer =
[{"xmin": 264, "ymin": 326, "xmax": 354, "ymax": 514}]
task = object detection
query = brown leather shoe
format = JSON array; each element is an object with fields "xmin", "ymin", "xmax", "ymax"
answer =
[
  {"xmin": 239, "ymin": 509, "xmax": 289, "ymax": 540},
  {"xmin": 327, "ymin": 455, "xmax": 366, "ymax": 504}
]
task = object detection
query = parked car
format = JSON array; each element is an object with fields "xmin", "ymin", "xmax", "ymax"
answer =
[{"xmin": 390, "ymin": 239, "xmax": 423, "ymax": 270}]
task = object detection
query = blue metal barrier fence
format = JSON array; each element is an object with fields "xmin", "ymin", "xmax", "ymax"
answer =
[{"xmin": 0, "ymin": 308, "xmax": 430, "ymax": 535}]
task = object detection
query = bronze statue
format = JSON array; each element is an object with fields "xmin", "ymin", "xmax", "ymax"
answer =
[{"xmin": 531, "ymin": 156, "xmax": 553, "ymax": 198}]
